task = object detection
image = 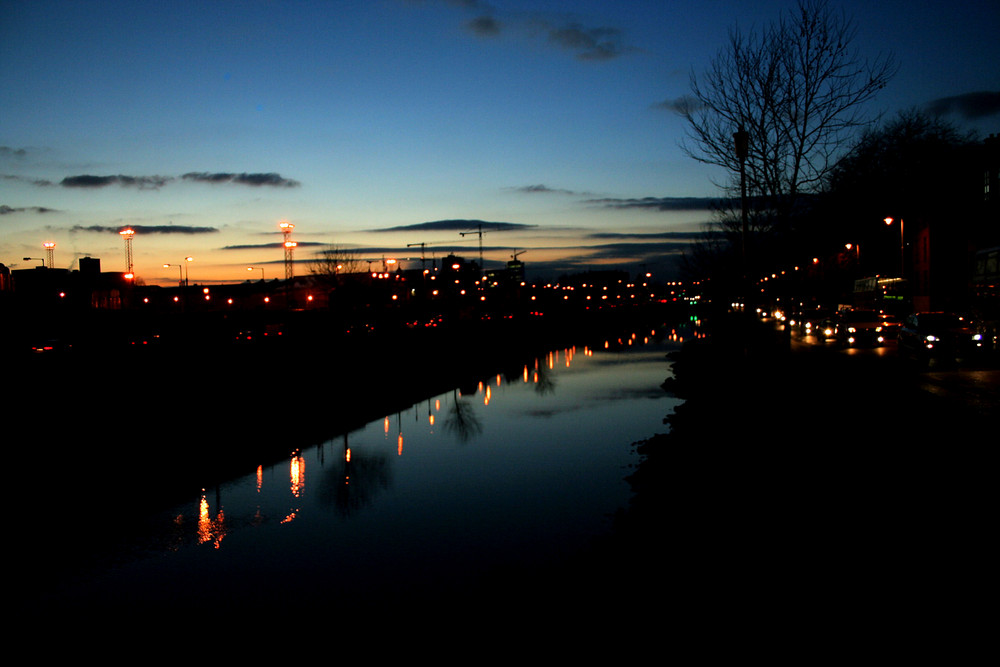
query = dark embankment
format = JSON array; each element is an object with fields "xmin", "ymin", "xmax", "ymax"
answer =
[{"xmin": 506, "ymin": 311, "xmax": 994, "ymax": 638}]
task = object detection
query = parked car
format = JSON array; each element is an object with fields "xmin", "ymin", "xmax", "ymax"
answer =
[
  {"xmin": 898, "ymin": 312, "xmax": 985, "ymax": 360},
  {"xmin": 834, "ymin": 309, "xmax": 886, "ymax": 347}
]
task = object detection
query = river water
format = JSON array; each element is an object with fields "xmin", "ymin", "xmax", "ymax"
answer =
[{"xmin": 26, "ymin": 333, "xmax": 680, "ymax": 619}]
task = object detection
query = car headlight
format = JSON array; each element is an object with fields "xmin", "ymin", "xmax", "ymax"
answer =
[
  {"xmin": 926, "ymin": 335, "xmax": 938, "ymax": 342},
  {"xmin": 972, "ymin": 334, "xmax": 983, "ymax": 341}
]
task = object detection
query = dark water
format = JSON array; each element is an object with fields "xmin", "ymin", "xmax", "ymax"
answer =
[{"xmin": 25, "ymin": 335, "xmax": 679, "ymax": 618}]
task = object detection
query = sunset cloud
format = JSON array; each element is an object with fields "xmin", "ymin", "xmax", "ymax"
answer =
[
  {"xmin": 61, "ymin": 174, "xmax": 173, "ymax": 189},
  {"xmin": 10, "ymin": 171, "xmax": 302, "ymax": 190},
  {"xmin": 0, "ymin": 204, "xmax": 57, "ymax": 215},
  {"xmin": 372, "ymin": 219, "xmax": 536, "ymax": 233},
  {"xmin": 585, "ymin": 196, "xmax": 723, "ymax": 211},
  {"xmin": 70, "ymin": 224, "xmax": 219, "ymax": 235},
  {"xmin": 181, "ymin": 172, "xmax": 301, "ymax": 187}
]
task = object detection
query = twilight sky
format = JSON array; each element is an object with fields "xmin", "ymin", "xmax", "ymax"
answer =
[{"xmin": 2, "ymin": 0, "xmax": 998, "ymax": 285}]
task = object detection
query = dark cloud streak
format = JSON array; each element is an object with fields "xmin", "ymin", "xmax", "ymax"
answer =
[
  {"xmin": 926, "ymin": 91, "xmax": 1000, "ymax": 120},
  {"xmin": 11, "ymin": 171, "xmax": 301, "ymax": 189},
  {"xmin": 585, "ymin": 196, "xmax": 724, "ymax": 211},
  {"xmin": 372, "ymin": 219, "xmax": 537, "ymax": 233},
  {"xmin": 0, "ymin": 204, "xmax": 57, "ymax": 215},
  {"xmin": 546, "ymin": 23, "xmax": 633, "ymax": 61},
  {"xmin": 0, "ymin": 146, "xmax": 29, "ymax": 158},
  {"xmin": 587, "ymin": 230, "xmax": 704, "ymax": 241},
  {"xmin": 61, "ymin": 174, "xmax": 173, "ymax": 189},
  {"xmin": 467, "ymin": 15, "xmax": 500, "ymax": 37},
  {"xmin": 653, "ymin": 95, "xmax": 700, "ymax": 114},
  {"xmin": 181, "ymin": 172, "xmax": 301, "ymax": 187},
  {"xmin": 508, "ymin": 184, "xmax": 583, "ymax": 196},
  {"xmin": 70, "ymin": 224, "xmax": 219, "ymax": 235},
  {"xmin": 452, "ymin": 3, "xmax": 636, "ymax": 62}
]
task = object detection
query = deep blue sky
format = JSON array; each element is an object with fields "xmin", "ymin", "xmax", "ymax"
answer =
[{"xmin": 2, "ymin": 0, "xmax": 998, "ymax": 284}]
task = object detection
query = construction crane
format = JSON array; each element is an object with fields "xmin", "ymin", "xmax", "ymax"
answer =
[
  {"xmin": 406, "ymin": 242, "xmax": 432, "ymax": 270},
  {"xmin": 460, "ymin": 223, "xmax": 486, "ymax": 271},
  {"xmin": 407, "ymin": 240, "xmax": 456, "ymax": 270}
]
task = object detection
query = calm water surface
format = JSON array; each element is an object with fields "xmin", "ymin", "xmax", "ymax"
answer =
[{"xmin": 31, "ymin": 336, "xmax": 679, "ymax": 615}]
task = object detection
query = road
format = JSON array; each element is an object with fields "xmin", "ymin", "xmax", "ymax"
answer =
[
  {"xmin": 616, "ymin": 315, "xmax": 996, "ymax": 650},
  {"xmin": 783, "ymin": 320, "xmax": 1000, "ymax": 423}
]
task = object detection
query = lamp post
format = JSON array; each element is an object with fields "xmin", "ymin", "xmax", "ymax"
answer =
[
  {"xmin": 734, "ymin": 126, "xmax": 750, "ymax": 292},
  {"xmin": 164, "ymin": 263, "xmax": 183, "ymax": 286},
  {"xmin": 164, "ymin": 258, "xmax": 193, "ymax": 286},
  {"xmin": 884, "ymin": 217, "xmax": 904, "ymax": 278},
  {"xmin": 248, "ymin": 266, "xmax": 264, "ymax": 281}
]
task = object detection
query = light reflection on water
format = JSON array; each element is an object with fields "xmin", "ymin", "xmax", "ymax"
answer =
[{"xmin": 35, "ymin": 335, "xmax": 681, "ymax": 613}]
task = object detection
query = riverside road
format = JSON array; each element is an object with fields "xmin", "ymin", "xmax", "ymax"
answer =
[{"xmin": 616, "ymin": 312, "xmax": 997, "ymax": 656}]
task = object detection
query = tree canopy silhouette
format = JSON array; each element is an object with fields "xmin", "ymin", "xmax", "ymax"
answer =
[{"xmin": 680, "ymin": 0, "xmax": 896, "ymax": 237}]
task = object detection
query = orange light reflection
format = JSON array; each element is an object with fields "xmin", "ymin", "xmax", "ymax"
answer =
[
  {"xmin": 196, "ymin": 491, "xmax": 227, "ymax": 548},
  {"xmin": 290, "ymin": 452, "xmax": 305, "ymax": 498}
]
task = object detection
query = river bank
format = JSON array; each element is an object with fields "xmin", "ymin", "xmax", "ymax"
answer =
[{"xmin": 568, "ymin": 311, "xmax": 994, "ymax": 649}]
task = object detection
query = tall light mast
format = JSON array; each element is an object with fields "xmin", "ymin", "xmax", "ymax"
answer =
[
  {"xmin": 120, "ymin": 227, "xmax": 136, "ymax": 278},
  {"xmin": 280, "ymin": 221, "xmax": 296, "ymax": 281},
  {"xmin": 43, "ymin": 241, "xmax": 55, "ymax": 268}
]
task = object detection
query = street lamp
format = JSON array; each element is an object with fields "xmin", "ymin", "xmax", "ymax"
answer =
[
  {"xmin": 884, "ymin": 217, "xmax": 904, "ymax": 278},
  {"xmin": 164, "ymin": 258, "xmax": 193, "ymax": 286},
  {"xmin": 248, "ymin": 266, "xmax": 264, "ymax": 281},
  {"xmin": 734, "ymin": 126, "xmax": 749, "ymax": 260},
  {"xmin": 163, "ymin": 263, "xmax": 183, "ymax": 286}
]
